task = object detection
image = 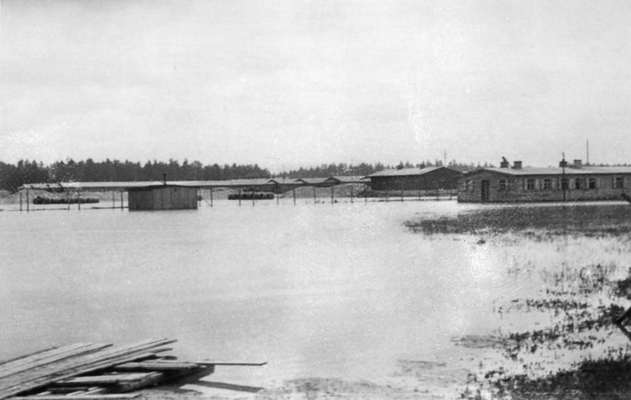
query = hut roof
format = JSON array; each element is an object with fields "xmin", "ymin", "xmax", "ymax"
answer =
[
  {"xmin": 293, "ymin": 177, "xmax": 328, "ymax": 185},
  {"xmin": 470, "ymin": 166, "xmax": 631, "ymax": 177},
  {"xmin": 368, "ymin": 166, "xmax": 448, "ymax": 177},
  {"xmin": 322, "ymin": 176, "xmax": 367, "ymax": 184}
]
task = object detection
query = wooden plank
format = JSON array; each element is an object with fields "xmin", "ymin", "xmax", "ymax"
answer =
[
  {"xmin": 10, "ymin": 394, "xmax": 140, "ymax": 400},
  {"xmin": 0, "ymin": 339, "xmax": 175, "ymax": 399},
  {"xmin": 0, "ymin": 348, "xmax": 58, "ymax": 368},
  {"xmin": 58, "ymin": 373, "xmax": 159, "ymax": 386},
  {"xmin": 112, "ymin": 362, "xmax": 199, "ymax": 372},
  {"xmin": 0, "ymin": 345, "xmax": 103, "ymax": 375},
  {"xmin": 80, "ymin": 389, "xmax": 104, "ymax": 396},
  {"xmin": 0, "ymin": 345, "xmax": 173, "ymax": 398},
  {"xmin": 0, "ymin": 345, "xmax": 112, "ymax": 379},
  {"xmin": 194, "ymin": 361, "xmax": 267, "ymax": 366},
  {"xmin": 0, "ymin": 345, "xmax": 87, "ymax": 374},
  {"xmin": 114, "ymin": 373, "xmax": 163, "ymax": 392},
  {"xmin": 1, "ymin": 347, "xmax": 168, "ymax": 395}
]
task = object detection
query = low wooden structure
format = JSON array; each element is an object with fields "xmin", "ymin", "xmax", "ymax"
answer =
[
  {"xmin": 459, "ymin": 158, "xmax": 631, "ymax": 203},
  {"xmin": 127, "ymin": 185, "xmax": 198, "ymax": 211},
  {"xmin": 366, "ymin": 167, "xmax": 462, "ymax": 192},
  {"xmin": 0, "ymin": 338, "xmax": 265, "ymax": 400}
]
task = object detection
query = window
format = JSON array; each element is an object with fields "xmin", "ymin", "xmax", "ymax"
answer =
[
  {"xmin": 615, "ymin": 177, "xmax": 624, "ymax": 189},
  {"xmin": 466, "ymin": 180, "xmax": 473, "ymax": 192},
  {"xmin": 589, "ymin": 178, "xmax": 597, "ymax": 189},
  {"xmin": 575, "ymin": 178, "xmax": 583, "ymax": 190},
  {"xmin": 561, "ymin": 178, "xmax": 569, "ymax": 190},
  {"xmin": 543, "ymin": 179, "xmax": 552, "ymax": 190},
  {"xmin": 498, "ymin": 179, "xmax": 507, "ymax": 191},
  {"xmin": 526, "ymin": 179, "xmax": 535, "ymax": 190}
]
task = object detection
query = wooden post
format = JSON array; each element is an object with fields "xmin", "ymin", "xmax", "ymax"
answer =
[
  {"xmin": 112, "ymin": 191, "xmax": 116, "ymax": 209},
  {"xmin": 292, "ymin": 188, "xmax": 296, "ymax": 205},
  {"xmin": 313, "ymin": 187, "xmax": 316, "ymax": 204},
  {"xmin": 365, "ymin": 185, "xmax": 368, "ymax": 204},
  {"xmin": 330, "ymin": 186, "xmax": 334, "ymax": 205},
  {"xmin": 77, "ymin": 191, "xmax": 81, "ymax": 210},
  {"xmin": 418, "ymin": 191, "xmax": 421, "ymax": 200},
  {"xmin": 210, "ymin": 188, "xmax": 213, "ymax": 207},
  {"xmin": 350, "ymin": 186, "xmax": 354, "ymax": 203},
  {"xmin": 238, "ymin": 189, "xmax": 242, "ymax": 207},
  {"xmin": 26, "ymin": 189, "xmax": 30, "ymax": 212},
  {"xmin": 67, "ymin": 190, "xmax": 71, "ymax": 210},
  {"xmin": 120, "ymin": 191, "xmax": 124, "ymax": 210},
  {"xmin": 401, "ymin": 189, "xmax": 404, "ymax": 202},
  {"xmin": 276, "ymin": 192, "xmax": 279, "ymax": 205},
  {"xmin": 19, "ymin": 191, "xmax": 23, "ymax": 212}
]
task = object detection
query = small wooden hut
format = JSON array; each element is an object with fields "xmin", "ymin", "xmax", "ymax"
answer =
[{"xmin": 127, "ymin": 184, "xmax": 198, "ymax": 211}]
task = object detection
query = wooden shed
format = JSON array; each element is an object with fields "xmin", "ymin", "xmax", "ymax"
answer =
[
  {"xmin": 127, "ymin": 184, "xmax": 198, "ymax": 211},
  {"xmin": 367, "ymin": 166, "xmax": 462, "ymax": 192}
]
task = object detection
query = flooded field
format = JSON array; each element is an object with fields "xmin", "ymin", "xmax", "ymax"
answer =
[{"xmin": 1, "ymin": 200, "xmax": 631, "ymax": 399}]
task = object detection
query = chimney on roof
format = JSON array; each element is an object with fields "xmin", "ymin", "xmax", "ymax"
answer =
[
  {"xmin": 573, "ymin": 159, "xmax": 582, "ymax": 168},
  {"xmin": 512, "ymin": 161, "xmax": 522, "ymax": 169},
  {"xmin": 500, "ymin": 157, "xmax": 510, "ymax": 168}
]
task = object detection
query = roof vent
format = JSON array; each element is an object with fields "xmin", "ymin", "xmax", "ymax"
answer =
[
  {"xmin": 512, "ymin": 161, "xmax": 522, "ymax": 169},
  {"xmin": 500, "ymin": 157, "xmax": 510, "ymax": 168}
]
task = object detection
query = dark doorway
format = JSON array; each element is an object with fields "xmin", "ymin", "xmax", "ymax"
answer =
[{"xmin": 481, "ymin": 180, "xmax": 490, "ymax": 202}]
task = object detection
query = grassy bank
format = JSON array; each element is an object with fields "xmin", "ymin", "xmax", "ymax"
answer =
[{"xmin": 405, "ymin": 203, "xmax": 631, "ymax": 238}]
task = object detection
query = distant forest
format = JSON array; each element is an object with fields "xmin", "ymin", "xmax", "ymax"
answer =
[{"xmin": 0, "ymin": 158, "xmax": 482, "ymax": 192}]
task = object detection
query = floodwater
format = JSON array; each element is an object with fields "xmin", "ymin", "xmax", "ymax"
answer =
[{"xmin": 1, "ymin": 199, "xmax": 631, "ymax": 399}]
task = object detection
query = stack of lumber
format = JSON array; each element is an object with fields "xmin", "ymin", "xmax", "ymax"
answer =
[{"xmin": 0, "ymin": 339, "xmax": 217, "ymax": 400}]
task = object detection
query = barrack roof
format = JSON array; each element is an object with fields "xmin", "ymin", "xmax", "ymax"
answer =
[
  {"xmin": 368, "ymin": 166, "xmax": 449, "ymax": 177},
  {"xmin": 473, "ymin": 166, "xmax": 631, "ymax": 176}
]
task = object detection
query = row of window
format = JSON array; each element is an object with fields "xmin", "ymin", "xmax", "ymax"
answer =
[{"xmin": 464, "ymin": 176, "xmax": 625, "ymax": 192}]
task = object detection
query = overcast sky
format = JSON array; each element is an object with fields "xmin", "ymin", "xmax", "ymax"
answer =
[{"xmin": 2, "ymin": 0, "xmax": 631, "ymax": 170}]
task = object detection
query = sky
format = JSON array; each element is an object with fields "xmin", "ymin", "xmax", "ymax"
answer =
[{"xmin": 1, "ymin": 0, "xmax": 631, "ymax": 171}]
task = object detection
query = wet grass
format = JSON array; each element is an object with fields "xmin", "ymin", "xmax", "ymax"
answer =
[
  {"xmin": 487, "ymin": 355, "xmax": 631, "ymax": 400},
  {"xmin": 418, "ymin": 205, "xmax": 631, "ymax": 399},
  {"xmin": 405, "ymin": 204, "xmax": 631, "ymax": 238}
]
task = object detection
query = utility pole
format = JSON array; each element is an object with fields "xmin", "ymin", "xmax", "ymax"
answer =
[{"xmin": 560, "ymin": 153, "xmax": 568, "ymax": 202}]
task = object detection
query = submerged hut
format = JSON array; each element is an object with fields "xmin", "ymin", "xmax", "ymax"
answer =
[{"xmin": 128, "ymin": 184, "xmax": 198, "ymax": 211}]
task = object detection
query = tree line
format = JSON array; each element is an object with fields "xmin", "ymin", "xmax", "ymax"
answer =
[
  {"xmin": 0, "ymin": 159, "xmax": 271, "ymax": 192},
  {"xmin": 0, "ymin": 158, "xmax": 484, "ymax": 192}
]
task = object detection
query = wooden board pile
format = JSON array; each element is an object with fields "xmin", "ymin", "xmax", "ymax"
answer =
[{"xmin": 0, "ymin": 338, "xmax": 221, "ymax": 400}]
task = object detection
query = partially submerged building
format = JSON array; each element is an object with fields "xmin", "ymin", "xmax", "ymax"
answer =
[
  {"xmin": 458, "ymin": 158, "xmax": 631, "ymax": 203},
  {"xmin": 128, "ymin": 184, "xmax": 198, "ymax": 210},
  {"xmin": 367, "ymin": 166, "xmax": 462, "ymax": 192}
]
